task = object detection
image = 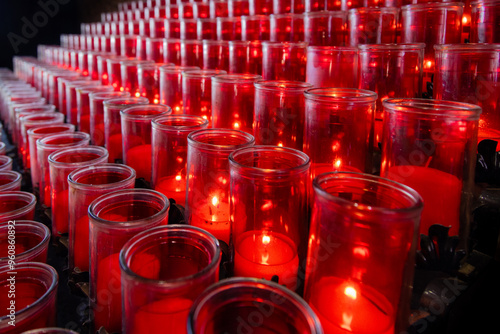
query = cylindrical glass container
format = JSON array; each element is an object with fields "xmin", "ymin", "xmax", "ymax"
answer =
[
  {"xmin": 197, "ymin": 18, "xmax": 218, "ymax": 40},
  {"xmin": 76, "ymin": 85, "xmax": 114, "ymax": 134},
  {"xmin": 0, "ymin": 171, "xmax": 22, "ymax": 192},
  {"xmin": 152, "ymin": 115, "xmax": 209, "ymax": 206},
  {"xmin": 137, "ymin": 62, "xmax": 165, "ymax": 104},
  {"xmin": 216, "ymin": 17, "xmax": 242, "ymax": 41},
  {"xmin": 68, "ymin": 164, "xmax": 136, "ymax": 272},
  {"xmin": 304, "ymin": 172, "xmax": 423, "ymax": 334},
  {"xmin": 185, "ymin": 129, "xmax": 255, "ymax": 245},
  {"xmin": 269, "ymin": 13, "xmax": 305, "ymax": 42},
  {"xmin": 304, "ymin": 88, "xmax": 377, "ymax": 180},
  {"xmin": 261, "ymin": 41, "xmax": 307, "ymax": 81},
  {"xmin": 120, "ymin": 225, "xmax": 221, "ymax": 333},
  {"xmin": 249, "ymin": 0, "xmax": 273, "ymax": 15},
  {"xmin": 188, "ymin": 278, "xmax": 323, "ymax": 334},
  {"xmin": 65, "ymin": 80, "xmax": 99, "ymax": 126},
  {"xmin": 0, "ymin": 220, "xmax": 50, "ymax": 263},
  {"xmin": 211, "ymin": 73, "xmax": 262, "ymax": 133},
  {"xmin": 202, "ymin": 40, "xmax": 230, "ymax": 71},
  {"xmin": 229, "ymin": 0, "xmax": 250, "ymax": 17},
  {"xmin": 163, "ymin": 38, "xmax": 182, "ymax": 65},
  {"xmin": 470, "ymin": 0, "xmax": 500, "ymax": 43},
  {"xmin": 48, "ymin": 146, "xmax": 109, "ymax": 236},
  {"xmin": 106, "ymin": 56, "xmax": 130, "ymax": 92},
  {"xmin": 89, "ymin": 189, "xmax": 169, "ymax": 333},
  {"xmin": 0, "ymin": 191, "xmax": 36, "ymax": 221},
  {"xmin": 120, "ymin": 60, "xmax": 156, "ymax": 97},
  {"xmin": 381, "ymin": 99, "xmax": 481, "ymax": 244},
  {"xmin": 254, "ymin": 80, "xmax": 312, "ymax": 149},
  {"xmin": 304, "ymin": 11, "xmax": 347, "ymax": 47},
  {"xmin": 181, "ymin": 39, "xmax": 204, "ymax": 67},
  {"xmin": 347, "ymin": 7, "xmax": 398, "ymax": 47},
  {"xmin": 159, "ymin": 65, "xmax": 200, "ymax": 114},
  {"xmin": 229, "ymin": 146, "xmax": 310, "ymax": 290},
  {"xmin": 228, "ymin": 41, "xmax": 263, "ymax": 75},
  {"xmin": 241, "ymin": 15, "xmax": 270, "ymax": 41},
  {"xmin": 145, "ymin": 37, "xmax": 166, "ymax": 63},
  {"xmin": 180, "ymin": 19, "xmax": 198, "ymax": 40},
  {"xmin": 306, "ymin": 46, "xmax": 359, "ymax": 89},
  {"xmin": 211, "ymin": 1, "xmax": 229, "ymax": 18}
]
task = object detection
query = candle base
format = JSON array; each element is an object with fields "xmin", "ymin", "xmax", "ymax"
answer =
[
  {"xmin": 190, "ymin": 215, "xmax": 230, "ymax": 245},
  {"xmin": 131, "ymin": 298, "xmax": 192, "ymax": 334}
]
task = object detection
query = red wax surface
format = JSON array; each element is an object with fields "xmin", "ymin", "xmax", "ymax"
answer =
[
  {"xmin": 0, "ymin": 232, "xmax": 44, "ymax": 262},
  {"xmin": 108, "ymin": 134, "xmax": 123, "ymax": 163},
  {"xmin": 309, "ymin": 277, "xmax": 394, "ymax": 334},
  {"xmin": 190, "ymin": 198, "xmax": 230, "ymax": 244},
  {"xmin": 387, "ymin": 166, "xmax": 462, "ymax": 237},
  {"xmin": 131, "ymin": 298, "xmax": 192, "ymax": 334},
  {"xmin": 126, "ymin": 144, "xmax": 152, "ymax": 181},
  {"xmin": 74, "ymin": 216, "xmax": 90, "ymax": 271},
  {"xmin": 80, "ymin": 115, "xmax": 91, "ymax": 134},
  {"xmin": 52, "ymin": 189, "xmax": 69, "ymax": 234},
  {"xmin": 155, "ymin": 175, "xmax": 186, "ymax": 206},
  {"xmin": 233, "ymin": 230, "xmax": 299, "ymax": 289}
]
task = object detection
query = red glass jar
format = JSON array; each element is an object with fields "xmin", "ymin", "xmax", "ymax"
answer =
[
  {"xmin": 304, "ymin": 88, "xmax": 377, "ymax": 181},
  {"xmin": 180, "ymin": 19, "xmax": 198, "ymax": 39},
  {"xmin": 228, "ymin": 41, "xmax": 263, "ymax": 75},
  {"xmin": 229, "ymin": 146, "xmax": 310, "ymax": 290},
  {"xmin": 145, "ymin": 38, "xmax": 166, "ymax": 63},
  {"xmin": 202, "ymin": 40, "xmax": 230, "ymax": 71},
  {"xmin": 180, "ymin": 39, "xmax": 204, "ymax": 67},
  {"xmin": 152, "ymin": 115, "xmax": 209, "ymax": 206},
  {"xmin": 180, "ymin": 2, "xmax": 195, "ymax": 18},
  {"xmin": 106, "ymin": 56, "xmax": 130, "ymax": 92},
  {"xmin": 15, "ymin": 104, "xmax": 56, "ymax": 157},
  {"xmin": 185, "ymin": 129, "xmax": 254, "ymax": 244},
  {"xmin": 48, "ymin": 146, "xmax": 109, "ymax": 236},
  {"xmin": 163, "ymin": 38, "xmax": 182, "ymax": 65},
  {"xmin": 347, "ymin": 7, "xmax": 398, "ymax": 47},
  {"xmin": 137, "ymin": 62, "xmax": 166, "ymax": 104},
  {"xmin": 305, "ymin": 46, "xmax": 359, "ymax": 89},
  {"xmin": 89, "ymin": 91, "xmax": 131, "ymax": 146},
  {"xmin": 120, "ymin": 60, "xmax": 156, "ymax": 97},
  {"xmin": 269, "ymin": 13, "xmax": 304, "ymax": 42},
  {"xmin": 381, "ymin": 99, "xmax": 481, "ymax": 243},
  {"xmin": 304, "ymin": 172, "xmax": 423, "ymax": 334},
  {"xmin": 470, "ymin": 0, "xmax": 500, "ymax": 43},
  {"xmin": 0, "ymin": 220, "xmax": 50, "ymax": 263},
  {"xmin": 211, "ymin": 73, "xmax": 262, "ymax": 133},
  {"xmin": 241, "ymin": 15, "xmax": 270, "ymax": 41},
  {"xmin": 303, "ymin": 11, "xmax": 347, "ymax": 47},
  {"xmin": 182, "ymin": 69, "xmax": 227, "ymax": 125},
  {"xmin": 194, "ymin": 2, "xmax": 211, "ymax": 18},
  {"xmin": 103, "ymin": 97, "xmax": 150, "ymax": 163},
  {"xmin": 159, "ymin": 65, "xmax": 200, "ymax": 113},
  {"xmin": 89, "ymin": 189, "xmax": 169, "ymax": 333},
  {"xmin": 76, "ymin": 85, "xmax": 114, "ymax": 134},
  {"xmin": 121, "ymin": 104, "xmax": 172, "ymax": 182},
  {"xmin": 197, "ymin": 18, "xmax": 218, "ymax": 40},
  {"xmin": 120, "ymin": 35, "xmax": 140, "ymax": 58},
  {"xmin": 165, "ymin": 19, "xmax": 182, "ymax": 38},
  {"xmin": 0, "ymin": 191, "xmax": 36, "ymax": 221},
  {"xmin": 0, "ymin": 171, "xmax": 22, "ymax": 192},
  {"xmin": 0, "ymin": 263, "xmax": 58, "ymax": 334},
  {"xmin": 249, "ymin": 0, "xmax": 274, "ymax": 14},
  {"xmin": 216, "ymin": 17, "xmax": 242, "ymax": 40},
  {"xmin": 56, "ymin": 77, "xmax": 82, "ymax": 122},
  {"xmin": 261, "ymin": 41, "xmax": 307, "ymax": 81},
  {"xmin": 211, "ymin": 1, "xmax": 229, "ymax": 18},
  {"xmin": 149, "ymin": 18, "xmax": 167, "ymax": 38},
  {"xmin": 274, "ymin": 0, "xmax": 305, "ymax": 13},
  {"xmin": 65, "ymin": 80, "xmax": 100, "ymax": 127},
  {"xmin": 68, "ymin": 164, "xmax": 136, "ymax": 272},
  {"xmin": 120, "ymin": 225, "xmax": 220, "ymax": 334},
  {"xmin": 229, "ymin": 0, "xmax": 250, "ymax": 16}
]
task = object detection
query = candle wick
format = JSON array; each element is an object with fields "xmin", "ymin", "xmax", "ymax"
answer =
[
  {"xmin": 424, "ymin": 156, "xmax": 432, "ymax": 168},
  {"xmin": 362, "ymin": 291, "xmax": 389, "ymax": 316},
  {"xmin": 209, "ymin": 206, "xmax": 213, "ymax": 215}
]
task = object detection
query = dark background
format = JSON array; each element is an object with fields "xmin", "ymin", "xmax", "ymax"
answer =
[{"xmin": 0, "ymin": 0, "xmax": 126, "ymax": 69}]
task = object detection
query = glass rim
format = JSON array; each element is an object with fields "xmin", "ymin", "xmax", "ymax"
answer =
[
  {"xmin": 119, "ymin": 225, "xmax": 221, "ymax": 286},
  {"xmin": 37, "ymin": 131, "xmax": 90, "ymax": 150},
  {"xmin": 188, "ymin": 128, "xmax": 255, "ymax": 151},
  {"xmin": 48, "ymin": 145, "xmax": 109, "ymax": 168},
  {"xmin": 119, "ymin": 59, "xmax": 155, "ymax": 66},
  {"xmin": 358, "ymin": 43, "xmax": 426, "ymax": 51},
  {"xmin": 21, "ymin": 112, "xmax": 64, "ymax": 124},
  {"xmin": 383, "ymin": 98, "xmax": 482, "ymax": 120},
  {"xmin": 348, "ymin": 6, "xmax": 399, "ymax": 13},
  {"xmin": 15, "ymin": 105, "xmax": 56, "ymax": 113},
  {"xmin": 0, "ymin": 171, "xmax": 22, "ymax": 191},
  {"xmin": 254, "ymin": 80, "xmax": 313, "ymax": 92},
  {"xmin": 228, "ymin": 40, "xmax": 262, "ymax": 47},
  {"xmin": 76, "ymin": 85, "xmax": 114, "ymax": 94},
  {"xmin": 152, "ymin": 114, "xmax": 209, "ymax": 131},
  {"xmin": 68, "ymin": 163, "xmax": 136, "ymax": 190},
  {"xmin": 202, "ymin": 39, "xmax": 229, "ymax": 46},
  {"xmin": 0, "ymin": 191, "xmax": 37, "ymax": 218},
  {"xmin": 0, "ymin": 155, "xmax": 12, "ymax": 168},
  {"xmin": 471, "ymin": 0, "xmax": 500, "ymax": 6},
  {"xmin": 211, "ymin": 73, "xmax": 262, "ymax": 84},
  {"xmin": 303, "ymin": 10, "xmax": 348, "ymax": 17},
  {"xmin": 159, "ymin": 65, "xmax": 201, "ymax": 73},
  {"xmin": 0, "ymin": 220, "xmax": 50, "ymax": 262},
  {"xmin": 182, "ymin": 69, "xmax": 228, "ymax": 78},
  {"xmin": 307, "ymin": 45, "xmax": 358, "ymax": 52},
  {"xmin": 434, "ymin": 43, "xmax": 500, "ymax": 52},
  {"xmin": 88, "ymin": 91, "xmax": 131, "ymax": 101},
  {"xmin": 304, "ymin": 87, "xmax": 378, "ymax": 103},
  {"xmin": 261, "ymin": 41, "xmax": 308, "ymax": 48},
  {"xmin": 120, "ymin": 104, "xmax": 172, "ymax": 119},
  {"xmin": 401, "ymin": 2, "xmax": 465, "ymax": 10},
  {"xmin": 102, "ymin": 96, "xmax": 150, "ymax": 108},
  {"xmin": 313, "ymin": 172, "xmax": 424, "ymax": 216},
  {"xmin": 269, "ymin": 13, "xmax": 305, "ymax": 18}
]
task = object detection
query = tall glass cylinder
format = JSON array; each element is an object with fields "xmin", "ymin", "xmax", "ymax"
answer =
[
  {"xmin": 241, "ymin": 15, "xmax": 271, "ymax": 41},
  {"xmin": 261, "ymin": 41, "xmax": 308, "ymax": 81},
  {"xmin": 76, "ymin": 85, "xmax": 114, "ymax": 134},
  {"xmin": 202, "ymin": 40, "xmax": 230, "ymax": 71},
  {"xmin": 228, "ymin": 41, "xmax": 263, "ymax": 75},
  {"xmin": 470, "ymin": 0, "xmax": 500, "ymax": 43},
  {"xmin": 347, "ymin": 7, "xmax": 398, "ymax": 47},
  {"xmin": 304, "ymin": 11, "xmax": 347, "ymax": 47},
  {"xmin": 269, "ymin": 13, "xmax": 305, "ymax": 42},
  {"xmin": 137, "ymin": 62, "xmax": 164, "ymax": 104},
  {"xmin": 159, "ymin": 65, "xmax": 200, "ymax": 114}
]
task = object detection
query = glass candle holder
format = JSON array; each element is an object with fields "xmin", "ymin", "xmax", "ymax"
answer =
[
  {"xmin": 106, "ymin": 56, "xmax": 131, "ymax": 92},
  {"xmin": 0, "ymin": 171, "xmax": 22, "ymax": 192},
  {"xmin": 305, "ymin": 46, "xmax": 359, "ymax": 89},
  {"xmin": 163, "ymin": 38, "xmax": 182, "ymax": 65},
  {"xmin": 0, "ymin": 191, "xmax": 36, "ymax": 221},
  {"xmin": 145, "ymin": 38, "xmax": 166, "ymax": 63},
  {"xmin": 28, "ymin": 124, "xmax": 76, "ymax": 189},
  {"xmin": 165, "ymin": 19, "xmax": 182, "ymax": 38},
  {"xmin": 120, "ymin": 60, "xmax": 156, "ymax": 97},
  {"xmin": 120, "ymin": 35, "xmax": 139, "ymax": 58},
  {"xmin": 181, "ymin": 39, "xmax": 204, "ymax": 67},
  {"xmin": 433, "ymin": 44, "xmax": 500, "ymax": 147},
  {"xmin": 76, "ymin": 85, "xmax": 115, "ymax": 134},
  {"xmin": 89, "ymin": 91, "xmax": 131, "ymax": 146},
  {"xmin": 194, "ymin": 3, "xmax": 211, "ymax": 19},
  {"xmin": 241, "ymin": 15, "xmax": 270, "ymax": 41},
  {"xmin": 152, "ymin": 115, "xmax": 209, "ymax": 206},
  {"xmin": 120, "ymin": 225, "xmax": 221, "ymax": 334},
  {"xmin": 182, "ymin": 69, "xmax": 227, "ymax": 125},
  {"xmin": 381, "ymin": 99, "xmax": 481, "ymax": 244},
  {"xmin": 229, "ymin": 0, "xmax": 250, "ymax": 16},
  {"xmin": 197, "ymin": 18, "xmax": 218, "ymax": 40},
  {"xmin": 471, "ymin": 0, "xmax": 500, "ymax": 43},
  {"xmin": 159, "ymin": 65, "xmax": 200, "ymax": 113},
  {"xmin": 137, "ymin": 62, "xmax": 166, "ymax": 104},
  {"xmin": 149, "ymin": 18, "xmax": 166, "ymax": 38},
  {"xmin": 14, "ymin": 104, "xmax": 56, "ymax": 153},
  {"xmin": 304, "ymin": 172, "xmax": 423, "ymax": 334},
  {"xmin": 261, "ymin": 41, "xmax": 307, "ymax": 81},
  {"xmin": 48, "ymin": 146, "xmax": 109, "ymax": 236},
  {"xmin": 358, "ymin": 44, "xmax": 425, "ymax": 147},
  {"xmin": 0, "ymin": 220, "xmax": 50, "ymax": 263},
  {"xmin": 211, "ymin": 73, "xmax": 262, "ymax": 133},
  {"xmin": 0, "ymin": 263, "xmax": 58, "ymax": 334},
  {"xmin": 228, "ymin": 41, "xmax": 263, "ymax": 75},
  {"xmin": 211, "ymin": 1, "xmax": 229, "ymax": 18},
  {"xmin": 303, "ymin": 11, "xmax": 347, "ymax": 47},
  {"xmin": 121, "ymin": 104, "xmax": 172, "ymax": 182},
  {"xmin": 229, "ymin": 146, "xmax": 310, "ymax": 290},
  {"xmin": 202, "ymin": 40, "xmax": 230, "ymax": 71},
  {"xmin": 188, "ymin": 278, "xmax": 323, "ymax": 334},
  {"xmin": 89, "ymin": 189, "xmax": 169, "ymax": 333},
  {"xmin": 347, "ymin": 7, "xmax": 399, "ymax": 47},
  {"xmin": 304, "ymin": 88, "xmax": 377, "ymax": 181},
  {"xmin": 185, "ymin": 129, "xmax": 255, "ymax": 244},
  {"xmin": 68, "ymin": 164, "xmax": 136, "ymax": 272},
  {"xmin": 253, "ymin": 80, "xmax": 313, "ymax": 149},
  {"xmin": 273, "ymin": 0, "xmax": 305, "ymax": 13},
  {"xmin": 270, "ymin": 13, "xmax": 305, "ymax": 42},
  {"xmin": 180, "ymin": 19, "xmax": 198, "ymax": 39},
  {"xmin": 103, "ymin": 97, "xmax": 150, "ymax": 163},
  {"xmin": 36, "ymin": 132, "xmax": 91, "ymax": 207},
  {"xmin": 249, "ymin": 0, "xmax": 273, "ymax": 15},
  {"xmin": 216, "ymin": 17, "xmax": 242, "ymax": 41},
  {"xmin": 65, "ymin": 80, "xmax": 100, "ymax": 126}
]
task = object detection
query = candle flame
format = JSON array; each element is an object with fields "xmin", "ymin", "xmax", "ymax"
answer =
[
  {"xmin": 211, "ymin": 196, "xmax": 219, "ymax": 207},
  {"xmin": 233, "ymin": 121, "xmax": 240, "ymax": 129},
  {"xmin": 334, "ymin": 159, "xmax": 342, "ymax": 169},
  {"xmin": 344, "ymin": 286, "xmax": 357, "ymax": 300},
  {"xmin": 175, "ymin": 175, "xmax": 182, "ymax": 181},
  {"xmin": 262, "ymin": 234, "xmax": 271, "ymax": 245},
  {"xmin": 277, "ymin": 142, "xmax": 283, "ymax": 147},
  {"xmin": 462, "ymin": 16, "xmax": 468, "ymax": 24}
]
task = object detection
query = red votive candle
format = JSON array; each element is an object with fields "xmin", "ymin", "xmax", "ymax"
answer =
[
  {"xmin": 347, "ymin": 7, "xmax": 399, "ymax": 47},
  {"xmin": 15, "ymin": 104, "xmax": 56, "ymax": 157},
  {"xmin": 165, "ymin": 19, "xmax": 182, "ymax": 38},
  {"xmin": 253, "ymin": 80, "xmax": 312, "ymax": 149},
  {"xmin": 65, "ymin": 80, "xmax": 100, "ymax": 126},
  {"xmin": 120, "ymin": 60, "xmax": 156, "ymax": 98},
  {"xmin": 304, "ymin": 88, "xmax": 377, "ymax": 181},
  {"xmin": 121, "ymin": 104, "xmax": 172, "ymax": 182},
  {"xmin": 0, "ymin": 263, "xmax": 58, "ymax": 333},
  {"xmin": 103, "ymin": 97, "xmax": 150, "ymax": 163},
  {"xmin": 188, "ymin": 278, "xmax": 323, "ymax": 334},
  {"xmin": 229, "ymin": 146, "xmax": 310, "ymax": 290},
  {"xmin": 0, "ymin": 171, "xmax": 22, "ymax": 192},
  {"xmin": 358, "ymin": 43, "xmax": 425, "ymax": 147},
  {"xmin": 152, "ymin": 115, "xmax": 209, "ymax": 206},
  {"xmin": 305, "ymin": 46, "xmax": 359, "ymax": 88},
  {"xmin": 120, "ymin": 225, "xmax": 220, "ymax": 334},
  {"xmin": 303, "ymin": 11, "xmax": 347, "ymax": 47},
  {"xmin": 159, "ymin": 65, "xmax": 200, "ymax": 113},
  {"xmin": 180, "ymin": 2, "xmax": 195, "ymax": 18},
  {"xmin": 89, "ymin": 189, "xmax": 169, "ymax": 333},
  {"xmin": 471, "ymin": 0, "xmax": 500, "ymax": 43},
  {"xmin": 241, "ymin": 15, "xmax": 270, "ymax": 41},
  {"xmin": 89, "ymin": 91, "xmax": 131, "ymax": 146},
  {"xmin": 229, "ymin": 0, "xmax": 250, "ymax": 16},
  {"xmin": 270, "ymin": 13, "xmax": 305, "ymax": 42},
  {"xmin": 120, "ymin": 35, "xmax": 140, "ymax": 58},
  {"xmin": 145, "ymin": 38, "xmax": 166, "ymax": 63},
  {"xmin": 273, "ymin": 0, "xmax": 305, "ymax": 14},
  {"xmin": 211, "ymin": 1, "xmax": 229, "ymax": 18},
  {"xmin": 0, "ymin": 191, "xmax": 36, "ymax": 221},
  {"xmin": 181, "ymin": 40, "xmax": 204, "ymax": 67},
  {"xmin": 249, "ymin": 0, "xmax": 273, "ymax": 14},
  {"xmin": 76, "ymin": 85, "xmax": 114, "ymax": 134},
  {"xmin": 48, "ymin": 146, "xmax": 109, "ymax": 236},
  {"xmin": 0, "ymin": 220, "xmax": 50, "ymax": 263},
  {"xmin": 68, "ymin": 164, "xmax": 136, "ymax": 272},
  {"xmin": 36, "ymin": 132, "xmax": 90, "ymax": 207},
  {"xmin": 137, "ymin": 63, "xmax": 166, "ymax": 104},
  {"xmin": 185, "ymin": 129, "xmax": 255, "ymax": 244},
  {"xmin": 381, "ymin": 99, "xmax": 481, "ymax": 243},
  {"xmin": 261, "ymin": 41, "xmax": 307, "ymax": 81},
  {"xmin": 163, "ymin": 38, "xmax": 182, "ymax": 65},
  {"xmin": 182, "ymin": 69, "xmax": 227, "ymax": 125},
  {"xmin": 304, "ymin": 172, "xmax": 423, "ymax": 334},
  {"xmin": 216, "ymin": 17, "xmax": 242, "ymax": 40},
  {"xmin": 197, "ymin": 18, "xmax": 218, "ymax": 40},
  {"xmin": 106, "ymin": 56, "xmax": 131, "ymax": 92},
  {"xmin": 194, "ymin": 3, "xmax": 210, "ymax": 19},
  {"xmin": 211, "ymin": 73, "xmax": 262, "ymax": 133},
  {"xmin": 228, "ymin": 41, "xmax": 263, "ymax": 75},
  {"xmin": 202, "ymin": 40, "xmax": 229, "ymax": 71},
  {"xmin": 149, "ymin": 18, "xmax": 166, "ymax": 38}
]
